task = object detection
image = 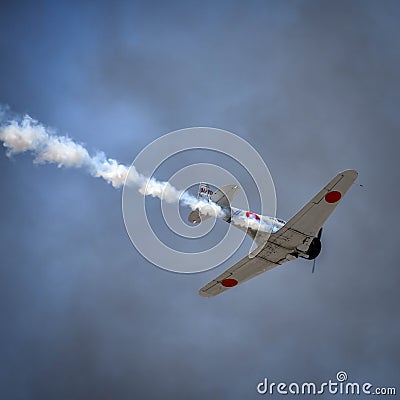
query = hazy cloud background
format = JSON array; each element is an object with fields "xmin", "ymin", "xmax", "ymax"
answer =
[{"xmin": 0, "ymin": 1, "xmax": 399, "ymax": 399}]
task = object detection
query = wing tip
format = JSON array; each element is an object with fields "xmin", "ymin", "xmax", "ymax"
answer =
[
  {"xmin": 198, "ymin": 289, "xmax": 213, "ymax": 298},
  {"xmin": 340, "ymin": 169, "xmax": 358, "ymax": 180}
]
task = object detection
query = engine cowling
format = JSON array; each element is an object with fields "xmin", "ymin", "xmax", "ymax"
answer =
[{"xmin": 305, "ymin": 237, "xmax": 322, "ymax": 260}]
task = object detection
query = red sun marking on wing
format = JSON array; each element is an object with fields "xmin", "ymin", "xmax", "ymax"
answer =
[
  {"xmin": 221, "ymin": 278, "xmax": 238, "ymax": 287},
  {"xmin": 325, "ymin": 191, "xmax": 342, "ymax": 203}
]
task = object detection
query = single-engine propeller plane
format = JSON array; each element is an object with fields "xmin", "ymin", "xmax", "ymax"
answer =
[{"xmin": 189, "ymin": 170, "xmax": 358, "ymax": 297}]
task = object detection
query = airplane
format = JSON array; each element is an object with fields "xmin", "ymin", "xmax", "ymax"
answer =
[{"xmin": 189, "ymin": 170, "xmax": 358, "ymax": 297}]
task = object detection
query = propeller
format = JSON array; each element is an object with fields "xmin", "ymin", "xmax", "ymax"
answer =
[{"xmin": 312, "ymin": 227, "xmax": 323, "ymax": 274}]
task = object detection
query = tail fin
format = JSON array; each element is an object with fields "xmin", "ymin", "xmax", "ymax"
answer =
[
  {"xmin": 188, "ymin": 183, "xmax": 239, "ymax": 224},
  {"xmin": 198, "ymin": 182, "xmax": 214, "ymax": 201}
]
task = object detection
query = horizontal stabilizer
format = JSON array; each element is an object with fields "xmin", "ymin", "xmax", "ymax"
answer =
[{"xmin": 210, "ymin": 184, "xmax": 239, "ymax": 208}]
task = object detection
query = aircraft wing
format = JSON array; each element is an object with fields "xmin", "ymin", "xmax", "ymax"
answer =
[{"xmin": 199, "ymin": 170, "xmax": 358, "ymax": 298}]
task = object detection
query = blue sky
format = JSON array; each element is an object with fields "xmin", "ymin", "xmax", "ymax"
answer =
[{"xmin": 0, "ymin": 1, "xmax": 399, "ymax": 399}]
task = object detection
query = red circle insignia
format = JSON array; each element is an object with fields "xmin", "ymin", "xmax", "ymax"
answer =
[
  {"xmin": 325, "ymin": 191, "xmax": 342, "ymax": 203},
  {"xmin": 221, "ymin": 278, "xmax": 238, "ymax": 287},
  {"xmin": 246, "ymin": 211, "xmax": 260, "ymax": 220}
]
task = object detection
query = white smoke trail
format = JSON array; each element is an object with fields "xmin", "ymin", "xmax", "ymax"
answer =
[{"xmin": 0, "ymin": 113, "xmax": 224, "ymax": 218}]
